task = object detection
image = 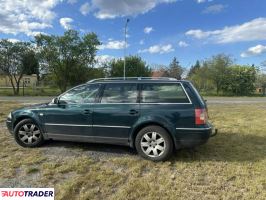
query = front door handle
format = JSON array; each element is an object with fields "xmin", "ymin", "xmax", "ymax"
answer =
[
  {"xmin": 129, "ymin": 109, "xmax": 139, "ymax": 115},
  {"xmin": 83, "ymin": 109, "xmax": 92, "ymax": 114}
]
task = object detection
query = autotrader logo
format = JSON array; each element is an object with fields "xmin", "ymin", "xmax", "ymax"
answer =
[{"xmin": 0, "ymin": 188, "xmax": 54, "ymax": 200}]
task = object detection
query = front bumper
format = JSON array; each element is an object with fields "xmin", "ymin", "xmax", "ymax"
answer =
[
  {"xmin": 176, "ymin": 124, "xmax": 217, "ymax": 148},
  {"xmin": 6, "ymin": 120, "xmax": 13, "ymax": 134}
]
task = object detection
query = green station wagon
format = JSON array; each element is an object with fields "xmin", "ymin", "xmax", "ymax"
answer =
[{"xmin": 6, "ymin": 77, "xmax": 216, "ymax": 161}]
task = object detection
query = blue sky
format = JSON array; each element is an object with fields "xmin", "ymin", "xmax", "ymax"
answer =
[{"xmin": 0, "ymin": 0, "xmax": 266, "ymax": 69}]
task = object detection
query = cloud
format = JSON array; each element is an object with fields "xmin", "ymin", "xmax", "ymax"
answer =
[
  {"xmin": 80, "ymin": 2, "xmax": 91, "ymax": 16},
  {"xmin": 202, "ymin": 4, "xmax": 226, "ymax": 14},
  {"xmin": 60, "ymin": 18, "xmax": 73, "ymax": 30},
  {"xmin": 7, "ymin": 39, "xmax": 20, "ymax": 43},
  {"xmin": 100, "ymin": 40, "xmax": 127, "ymax": 50},
  {"xmin": 96, "ymin": 55, "xmax": 115, "ymax": 63},
  {"xmin": 139, "ymin": 39, "xmax": 145, "ymax": 45},
  {"xmin": 139, "ymin": 44, "xmax": 174, "ymax": 54},
  {"xmin": 95, "ymin": 54, "xmax": 117, "ymax": 67},
  {"xmin": 241, "ymin": 45, "xmax": 266, "ymax": 58},
  {"xmin": 67, "ymin": 0, "xmax": 77, "ymax": 4},
  {"xmin": 144, "ymin": 27, "xmax": 154, "ymax": 34},
  {"xmin": 178, "ymin": 41, "xmax": 189, "ymax": 47},
  {"xmin": 186, "ymin": 29, "xmax": 209, "ymax": 39},
  {"xmin": 186, "ymin": 18, "xmax": 266, "ymax": 43},
  {"xmin": 197, "ymin": 0, "xmax": 213, "ymax": 3},
  {"xmin": 91, "ymin": 0, "xmax": 177, "ymax": 19},
  {"xmin": 0, "ymin": 0, "xmax": 62, "ymax": 36}
]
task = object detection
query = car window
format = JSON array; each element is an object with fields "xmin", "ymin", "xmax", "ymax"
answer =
[
  {"xmin": 60, "ymin": 84, "xmax": 100, "ymax": 104},
  {"xmin": 101, "ymin": 83, "xmax": 138, "ymax": 103},
  {"xmin": 141, "ymin": 83, "xmax": 189, "ymax": 103}
]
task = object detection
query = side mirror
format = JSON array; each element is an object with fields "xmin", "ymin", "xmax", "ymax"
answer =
[{"xmin": 51, "ymin": 97, "xmax": 59, "ymax": 104}]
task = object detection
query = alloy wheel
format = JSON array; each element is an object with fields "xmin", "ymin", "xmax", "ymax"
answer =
[
  {"xmin": 140, "ymin": 131, "xmax": 165, "ymax": 157},
  {"xmin": 18, "ymin": 123, "xmax": 41, "ymax": 145}
]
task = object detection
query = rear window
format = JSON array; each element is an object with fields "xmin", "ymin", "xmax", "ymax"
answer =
[{"xmin": 141, "ymin": 83, "xmax": 190, "ymax": 103}]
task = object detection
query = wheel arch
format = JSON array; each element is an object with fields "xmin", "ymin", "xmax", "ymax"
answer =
[
  {"xmin": 13, "ymin": 115, "xmax": 47, "ymax": 139},
  {"xmin": 13, "ymin": 116, "xmax": 32, "ymax": 129},
  {"xmin": 129, "ymin": 121, "xmax": 178, "ymax": 149}
]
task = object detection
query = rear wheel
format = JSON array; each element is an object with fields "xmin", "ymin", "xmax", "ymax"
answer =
[
  {"xmin": 14, "ymin": 119, "xmax": 44, "ymax": 147},
  {"xmin": 135, "ymin": 125, "xmax": 173, "ymax": 161}
]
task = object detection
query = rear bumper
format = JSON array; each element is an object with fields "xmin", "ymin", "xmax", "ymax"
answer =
[{"xmin": 176, "ymin": 124, "xmax": 216, "ymax": 148}]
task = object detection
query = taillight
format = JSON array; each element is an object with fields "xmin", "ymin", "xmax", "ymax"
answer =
[{"xmin": 195, "ymin": 108, "xmax": 208, "ymax": 125}]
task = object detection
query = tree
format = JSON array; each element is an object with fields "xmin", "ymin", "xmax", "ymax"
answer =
[
  {"xmin": 109, "ymin": 56, "xmax": 151, "ymax": 77},
  {"xmin": 188, "ymin": 61, "xmax": 214, "ymax": 93},
  {"xmin": 256, "ymin": 61, "xmax": 266, "ymax": 96},
  {"xmin": 260, "ymin": 60, "xmax": 266, "ymax": 73},
  {"xmin": 207, "ymin": 54, "xmax": 233, "ymax": 94},
  {"xmin": 0, "ymin": 40, "xmax": 31, "ymax": 95},
  {"xmin": 35, "ymin": 30, "xmax": 100, "ymax": 92},
  {"xmin": 167, "ymin": 57, "xmax": 184, "ymax": 79},
  {"xmin": 88, "ymin": 67, "xmax": 106, "ymax": 80},
  {"xmin": 222, "ymin": 65, "xmax": 257, "ymax": 95},
  {"xmin": 256, "ymin": 73, "xmax": 266, "ymax": 96},
  {"xmin": 187, "ymin": 60, "xmax": 201, "ymax": 78},
  {"xmin": 22, "ymin": 50, "xmax": 40, "ymax": 80}
]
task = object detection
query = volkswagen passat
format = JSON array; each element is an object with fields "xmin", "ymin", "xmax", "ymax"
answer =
[{"xmin": 6, "ymin": 77, "xmax": 216, "ymax": 161}]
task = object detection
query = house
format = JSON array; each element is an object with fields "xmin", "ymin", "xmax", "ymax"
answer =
[
  {"xmin": 152, "ymin": 69, "xmax": 167, "ymax": 77},
  {"xmin": 256, "ymin": 87, "xmax": 266, "ymax": 96},
  {"xmin": 0, "ymin": 74, "xmax": 38, "ymax": 87}
]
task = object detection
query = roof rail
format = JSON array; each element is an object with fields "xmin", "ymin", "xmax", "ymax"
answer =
[{"xmin": 87, "ymin": 77, "xmax": 177, "ymax": 83}]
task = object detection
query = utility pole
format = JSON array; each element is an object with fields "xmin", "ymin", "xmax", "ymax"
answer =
[
  {"xmin": 22, "ymin": 80, "xmax": 25, "ymax": 96},
  {"xmin": 124, "ymin": 18, "xmax": 130, "ymax": 80}
]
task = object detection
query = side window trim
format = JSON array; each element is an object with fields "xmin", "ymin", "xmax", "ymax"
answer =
[
  {"xmin": 137, "ymin": 83, "xmax": 141, "ymax": 103},
  {"xmin": 90, "ymin": 82, "xmax": 192, "ymax": 105},
  {"xmin": 180, "ymin": 82, "xmax": 192, "ymax": 104}
]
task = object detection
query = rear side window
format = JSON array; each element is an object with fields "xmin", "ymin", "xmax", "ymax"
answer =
[
  {"xmin": 141, "ymin": 83, "xmax": 190, "ymax": 103},
  {"xmin": 101, "ymin": 83, "xmax": 138, "ymax": 103}
]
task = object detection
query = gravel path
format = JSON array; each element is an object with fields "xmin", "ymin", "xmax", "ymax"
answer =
[
  {"xmin": 0, "ymin": 123, "xmax": 136, "ymax": 161},
  {"xmin": 0, "ymin": 122, "xmax": 136, "ymax": 188},
  {"xmin": 0, "ymin": 96, "xmax": 52, "ymax": 103}
]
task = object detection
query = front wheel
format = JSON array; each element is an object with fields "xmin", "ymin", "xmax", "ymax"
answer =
[
  {"xmin": 135, "ymin": 125, "xmax": 173, "ymax": 161},
  {"xmin": 14, "ymin": 119, "xmax": 44, "ymax": 147}
]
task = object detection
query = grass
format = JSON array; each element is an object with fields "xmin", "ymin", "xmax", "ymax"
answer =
[
  {"xmin": 0, "ymin": 87, "xmax": 60, "ymax": 96},
  {"xmin": 0, "ymin": 101, "xmax": 265, "ymax": 199}
]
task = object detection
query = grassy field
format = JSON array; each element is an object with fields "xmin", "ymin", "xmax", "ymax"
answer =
[
  {"xmin": 0, "ymin": 87, "xmax": 61, "ymax": 96},
  {"xmin": 0, "ymin": 101, "xmax": 265, "ymax": 199}
]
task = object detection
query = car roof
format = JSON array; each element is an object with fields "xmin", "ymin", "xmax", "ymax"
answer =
[{"xmin": 87, "ymin": 77, "xmax": 190, "ymax": 84}]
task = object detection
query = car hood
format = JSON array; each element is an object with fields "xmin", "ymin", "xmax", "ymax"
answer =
[{"xmin": 16, "ymin": 102, "xmax": 50, "ymax": 111}]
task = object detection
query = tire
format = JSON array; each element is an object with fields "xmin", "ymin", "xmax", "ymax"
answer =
[
  {"xmin": 135, "ymin": 125, "xmax": 173, "ymax": 161},
  {"xmin": 14, "ymin": 119, "xmax": 44, "ymax": 148}
]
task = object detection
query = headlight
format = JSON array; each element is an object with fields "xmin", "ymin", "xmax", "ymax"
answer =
[{"xmin": 7, "ymin": 112, "xmax": 12, "ymax": 119}]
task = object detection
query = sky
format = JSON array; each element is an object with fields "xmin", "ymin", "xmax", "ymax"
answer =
[{"xmin": 0, "ymin": 0, "xmax": 266, "ymax": 69}]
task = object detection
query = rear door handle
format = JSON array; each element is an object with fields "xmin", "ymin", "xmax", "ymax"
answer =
[
  {"xmin": 129, "ymin": 109, "xmax": 139, "ymax": 115},
  {"xmin": 83, "ymin": 109, "xmax": 92, "ymax": 114}
]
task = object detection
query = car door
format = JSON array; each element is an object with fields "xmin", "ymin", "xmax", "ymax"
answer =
[
  {"xmin": 92, "ymin": 83, "xmax": 140, "ymax": 145},
  {"xmin": 44, "ymin": 84, "xmax": 101, "ymax": 139}
]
